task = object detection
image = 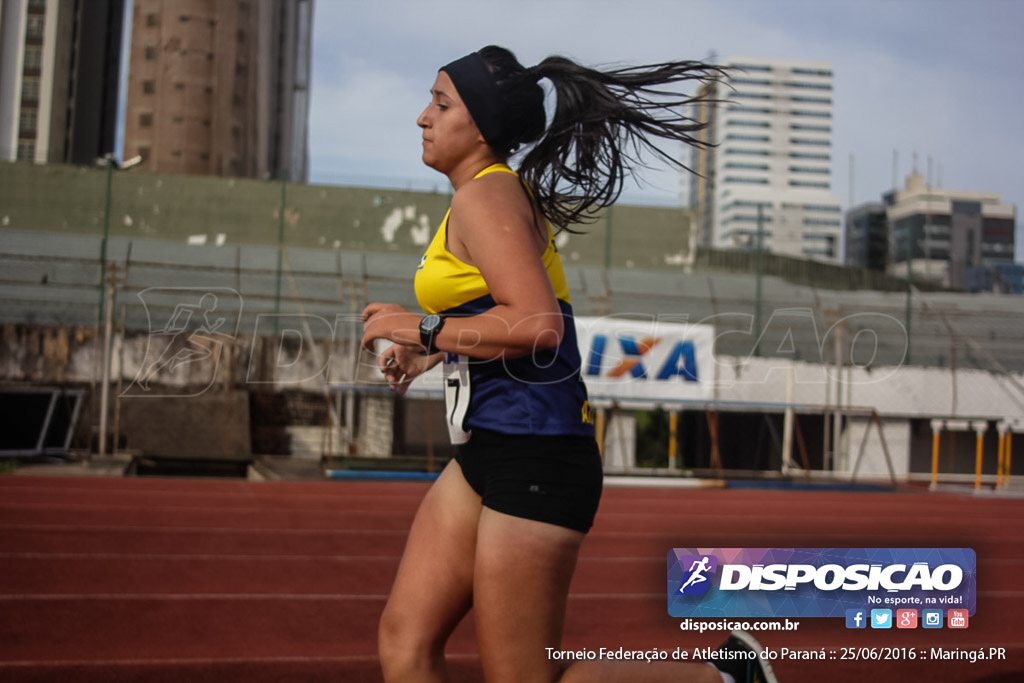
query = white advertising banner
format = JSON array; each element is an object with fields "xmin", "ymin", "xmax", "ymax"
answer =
[{"xmin": 574, "ymin": 316, "xmax": 715, "ymax": 403}]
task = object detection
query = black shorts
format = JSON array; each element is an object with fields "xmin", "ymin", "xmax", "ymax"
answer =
[{"xmin": 455, "ymin": 428, "xmax": 604, "ymax": 534}]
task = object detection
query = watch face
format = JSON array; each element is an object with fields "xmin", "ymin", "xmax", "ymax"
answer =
[{"xmin": 421, "ymin": 314, "xmax": 441, "ymax": 332}]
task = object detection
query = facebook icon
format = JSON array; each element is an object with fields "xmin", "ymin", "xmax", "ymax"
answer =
[{"xmin": 845, "ymin": 609, "xmax": 867, "ymax": 629}]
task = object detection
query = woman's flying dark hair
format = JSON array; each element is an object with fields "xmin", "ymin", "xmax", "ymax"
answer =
[{"xmin": 474, "ymin": 45, "xmax": 727, "ymax": 232}]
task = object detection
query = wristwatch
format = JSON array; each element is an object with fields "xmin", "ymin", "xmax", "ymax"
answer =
[{"xmin": 418, "ymin": 314, "xmax": 446, "ymax": 355}]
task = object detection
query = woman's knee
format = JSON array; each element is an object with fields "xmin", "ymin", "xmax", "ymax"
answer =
[{"xmin": 378, "ymin": 602, "xmax": 445, "ymax": 679}]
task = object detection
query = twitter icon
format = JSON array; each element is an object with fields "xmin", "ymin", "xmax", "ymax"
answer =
[{"xmin": 870, "ymin": 609, "xmax": 893, "ymax": 629}]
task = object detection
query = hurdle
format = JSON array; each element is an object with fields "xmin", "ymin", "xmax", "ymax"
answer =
[
  {"xmin": 927, "ymin": 418, "xmax": 1019, "ymax": 490},
  {"xmin": 996, "ymin": 419, "xmax": 1019, "ymax": 489}
]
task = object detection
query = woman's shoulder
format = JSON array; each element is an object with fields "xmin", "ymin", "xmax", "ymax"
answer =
[{"xmin": 451, "ymin": 166, "xmax": 523, "ymax": 213}]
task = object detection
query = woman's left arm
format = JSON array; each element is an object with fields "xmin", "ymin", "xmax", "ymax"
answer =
[
  {"xmin": 361, "ymin": 172, "xmax": 563, "ymax": 362},
  {"xmin": 437, "ymin": 173, "xmax": 565, "ymax": 360}
]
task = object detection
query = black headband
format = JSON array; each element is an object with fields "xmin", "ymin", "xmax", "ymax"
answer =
[{"xmin": 440, "ymin": 52, "xmax": 505, "ymax": 151}]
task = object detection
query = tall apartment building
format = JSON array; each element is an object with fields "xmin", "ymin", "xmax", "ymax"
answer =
[
  {"xmin": 691, "ymin": 56, "xmax": 843, "ymax": 262},
  {"xmin": 880, "ymin": 171, "xmax": 1016, "ymax": 290},
  {"xmin": 0, "ymin": 0, "xmax": 125, "ymax": 164},
  {"xmin": 122, "ymin": 0, "xmax": 312, "ymax": 180}
]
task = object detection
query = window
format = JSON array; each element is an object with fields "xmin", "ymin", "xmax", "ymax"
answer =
[
  {"xmin": 142, "ymin": 80, "xmax": 156, "ymax": 94},
  {"xmin": 789, "ymin": 180, "xmax": 829, "ymax": 189},
  {"xmin": 146, "ymin": 13, "xmax": 159, "ymax": 27},
  {"xmin": 145, "ymin": 46, "xmax": 157, "ymax": 60},
  {"xmin": 19, "ymin": 109, "xmax": 37, "ymax": 134},
  {"xmin": 139, "ymin": 113, "xmax": 153, "ymax": 127},
  {"xmin": 734, "ymin": 91, "xmax": 772, "ymax": 100},
  {"xmin": 733, "ymin": 63, "xmax": 773, "ymax": 72},
  {"xmin": 724, "ymin": 176, "xmax": 770, "ymax": 184},
  {"xmin": 790, "ymin": 123, "xmax": 831, "ymax": 132},
  {"xmin": 728, "ymin": 105, "xmax": 773, "ymax": 115},
  {"xmin": 23, "ymin": 47, "xmax": 42, "ymax": 70},
  {"xmin": 725, "ymin": 162, "xmax": 770, "ymax": 171},
  {"xmin": 790, "ymin": 137, "xmax": 830, "ymax": 146},
  {"xmin": 732, "ymin": 77, "xmax": 772, "ymax": 87},
  {"xmin": 26, "ymin": 16, "xmax": 44, "ymax": 39},
  {"xmin": 789, "ymin": 166, "xmax": 830, "ymax": 174},
  {"xmin": 792, "ymin": 95, "xmax": 832, "ymax": 105},
  {"xmin": 790, "ymin": 109, "xmax": 831, "ymax": 118},
  {"xmin": 790, "ymin": 151, "xmax": 830, "ymax": 161},
  {"xmin": 722, "ymin": 200, "xmax": 772, "ymax": 211},
  {"xmin": 21, "ymin": 77, "xmax": 40, "ymax": 101},
  {"xmin": 724, "ymin": 214, "xmax": 773, "ymax": 225},
  {"xmin": 727, "ymin": 120, "xmax": 770, "ymax": 128},
  {"xmin": 792, "ymin": 67, "xmax": 832, "ymax": 77},
  {"xmin": 726, "ymin": 133, "xmax": 770, "ymax": 142},
  {"xmin": 17, "ymin": 142, "xmax": 35, "ymax": 160},
  {"xmin": 785, "ymin": 81, "xmax": 832, "ymax": 91}
]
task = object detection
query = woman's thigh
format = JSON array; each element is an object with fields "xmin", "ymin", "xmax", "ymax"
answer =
[
  {"xmin": 472, "ymin": 508, "xmax": 586, "ymax": 683},
  {"xmin": 380, "ymin": 460, "xmax": 482, "ymax": 657}
]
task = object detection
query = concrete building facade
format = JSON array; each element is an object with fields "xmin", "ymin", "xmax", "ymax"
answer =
[
  {"xmin": 692, "ymin": 56, "xmax": 844, "ymax": 262},
  {"xmin": 122, "ymin": 0, "xmax": 312, "ymax": 180},
  {"xmin": 875, "ymin": 171, "xmax": 1016, "ymax": 290},
  {"xmin": 844, "ymin": 201, "xmax": 888, "ymax": 272}
]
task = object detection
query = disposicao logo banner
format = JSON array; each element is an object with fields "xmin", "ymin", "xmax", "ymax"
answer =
[{"xmin": 667, "ymin": 548, "xmax": 976, "ymax": 618}]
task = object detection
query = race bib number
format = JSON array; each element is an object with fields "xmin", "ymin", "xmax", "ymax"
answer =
[{"xmin": 442, "ymin": 353, "xmax": 471, "ymax": 444}]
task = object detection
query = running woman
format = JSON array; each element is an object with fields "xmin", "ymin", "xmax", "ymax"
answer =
[{"xmin": 361, "ymin": 45, "xmax": 777, "ymax": 683}]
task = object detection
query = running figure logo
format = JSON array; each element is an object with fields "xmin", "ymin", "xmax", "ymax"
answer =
[
  {"xmin": 677, "ymin": 554, "xmax": 718, "ymax": 595},
  {"xmin": 125, "ymin": 287, "xmax": 241, "ymax": 398}
]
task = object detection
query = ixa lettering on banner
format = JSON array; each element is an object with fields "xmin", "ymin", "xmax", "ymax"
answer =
[{"xmin": 575, "ymin": 317, "xmax": 715, "ymax": 402}]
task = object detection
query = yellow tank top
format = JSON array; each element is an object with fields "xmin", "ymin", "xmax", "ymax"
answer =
[{"xmin": 414, "ymin": 163, "xmax": 572, "ymax": 315}]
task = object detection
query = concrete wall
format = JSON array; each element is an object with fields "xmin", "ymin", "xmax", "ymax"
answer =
[
  {"xmin": 0, "ymin": 161, "xmax": 693, "ymax": 269},
  {"xmin": 118, "ymin": 390, "xmax": 251, "ymax": 457},
  {"xmin": 0, "ymin": 321, "xmax": 386, "ymax": 458}
]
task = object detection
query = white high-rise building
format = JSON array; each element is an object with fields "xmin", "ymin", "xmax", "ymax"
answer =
[{"xmin": 695, "ymin": 56, "xmax": 843, "ymax": 262}]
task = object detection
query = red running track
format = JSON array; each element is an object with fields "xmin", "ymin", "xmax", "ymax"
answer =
[{"xmin": 0, "ymin": 474, "xmax": 1021, "ymax": 682}]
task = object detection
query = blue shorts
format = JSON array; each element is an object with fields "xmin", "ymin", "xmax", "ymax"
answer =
[{"xmin": 455, "ymin": 428, "xmax": 604, "ymax": 533}]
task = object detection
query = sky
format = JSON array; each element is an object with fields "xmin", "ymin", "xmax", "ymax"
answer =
[{"xmin": 307, "ymin": 0, "xmax": 1024, "ymax": 258}]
